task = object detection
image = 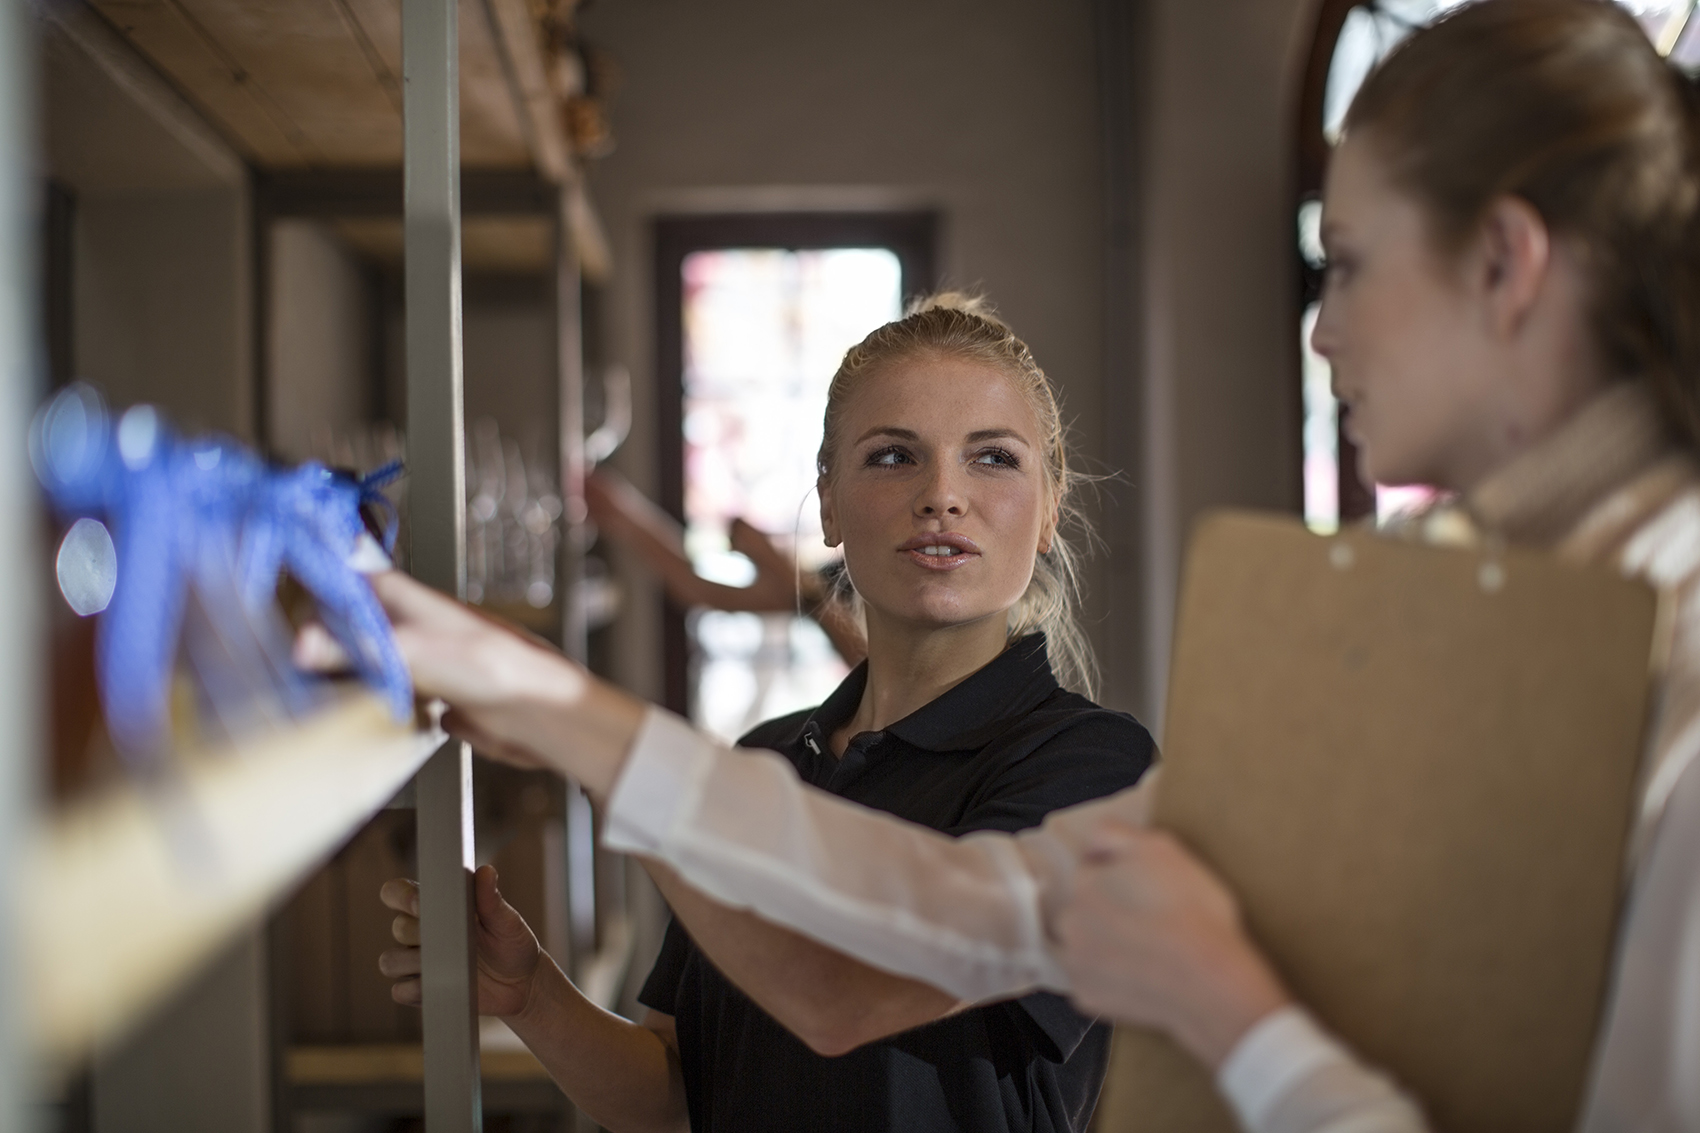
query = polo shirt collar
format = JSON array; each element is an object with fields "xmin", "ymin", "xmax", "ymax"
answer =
[{"xmin": 806, "ymin": 634, "xmax": 1058, "ymax": 753}]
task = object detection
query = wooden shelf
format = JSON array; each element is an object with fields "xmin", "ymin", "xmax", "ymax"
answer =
[
  {"xmin": 285, "ymin": 1020, "xmax": 569, "ymax": 1117},
  {"xmin": 290, "ymin": 1018, "xmax": 549, "ymax": 1085},
  {"xmin": 24, "ymin": 694, "xmax": 440, "ymax": 1071}
]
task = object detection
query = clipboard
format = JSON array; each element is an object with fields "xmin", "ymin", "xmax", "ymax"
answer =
[{"xmin": 1094, "ymin": 511, "xmax": 1661, "ymax": 1133}]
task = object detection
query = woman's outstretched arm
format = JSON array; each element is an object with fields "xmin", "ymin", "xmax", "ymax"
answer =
[{"xmin": 342, "ymin": 570, "xmax": 1428, "ymax": 1130}]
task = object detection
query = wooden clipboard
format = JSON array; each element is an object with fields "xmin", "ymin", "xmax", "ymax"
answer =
[{"xmin": 1094, "ymin": 511, "xmax": 1661, "ymax": 1133}]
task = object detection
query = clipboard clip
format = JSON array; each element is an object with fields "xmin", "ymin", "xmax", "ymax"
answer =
[{"xmin": 1478, "ymin": 533, "xmax": 1508, "ymax": 594}]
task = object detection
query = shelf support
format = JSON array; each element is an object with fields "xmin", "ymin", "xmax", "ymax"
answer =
[{"xmin": 403, "ymin": 0, "xmax": 480, "ymax": 1128}]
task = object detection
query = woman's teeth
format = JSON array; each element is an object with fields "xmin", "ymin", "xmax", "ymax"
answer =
[{"xmin": 921, "ymin": 546, "xmax": 958, "ymax": 556}]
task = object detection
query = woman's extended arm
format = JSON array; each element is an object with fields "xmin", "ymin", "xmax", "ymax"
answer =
[
  {"xmin": 349, "ymin": 571, "xmax": 1427, "ymax": 1130},
  {"xmin": 602, "ymin": 702, "xmax": 1103, "ymax": 1002},
  {"xmin": 644, "ymin": 863, "xmax": 969, "ymax": 1056},
  {"xmin": 327, "ymin": 571, "xmax": 1088, "ymax": 1000}
]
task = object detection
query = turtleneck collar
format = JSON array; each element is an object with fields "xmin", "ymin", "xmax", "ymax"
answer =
[{"xmin": 1463, "ymin": 382, "xmax": 1680, "ymax": 549}]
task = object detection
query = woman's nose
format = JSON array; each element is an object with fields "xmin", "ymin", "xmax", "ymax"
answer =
[
  {"xmin": 915, "ymin": 463, "xmax": 967, "ymax": 517},
  {"xmin": 1309, "ymin": 299, "xmax": 1338, "ymax": 361}
]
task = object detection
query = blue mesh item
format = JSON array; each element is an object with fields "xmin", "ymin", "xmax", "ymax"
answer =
[{"xmin": 30, "ymin": 384, "xmax": 413, "ymax": 762}]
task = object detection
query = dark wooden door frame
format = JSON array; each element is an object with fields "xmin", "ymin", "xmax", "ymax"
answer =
[{"xmin": 651, "ymin": 211, "xmax": 940, "ymax": 715}]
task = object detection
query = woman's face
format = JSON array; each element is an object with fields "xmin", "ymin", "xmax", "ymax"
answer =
[
  {"xmin": 820, "ymin": 354, "xmax": 1053, "ymax": 634},
  {"xmin": 1312, "ymin": 136, "xmax": 1529, "ymax": 492}
]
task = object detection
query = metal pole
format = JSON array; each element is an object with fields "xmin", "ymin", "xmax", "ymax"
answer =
[
  {"xmin": 557, "ymin": 209, "xmax": 586, "ymax": 666},
  {"xmin": 403, "ymin": 0, "xmax": 480, "ymax": 1128},
  {"xmin": 554, "ymin": 207, "xmax": 599, "ymax": 973},
  {"xmin": 0, "ymin": 1, "xmax": 38, "ymax": 1128}
]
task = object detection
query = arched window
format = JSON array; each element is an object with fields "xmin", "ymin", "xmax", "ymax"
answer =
[{"xmin": 1295, "ymin": 0, "xmax": 1700, "ymax": 533}]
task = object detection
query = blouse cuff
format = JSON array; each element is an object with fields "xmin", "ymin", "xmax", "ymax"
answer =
[
  {"xmin": 1218, "ymin": 1006, "xmax": 1428, "ymax": 1133},
  {"xmin": 603, "ymin": 704, "xmax": 714, "ymax": 858},
  {"xmin": 1219, "ymin": 1007, "xmax": 1356, "ymax": 1128}
]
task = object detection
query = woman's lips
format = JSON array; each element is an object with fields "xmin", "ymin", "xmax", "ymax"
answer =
[
  {"xmin": 898, "ymin": 534, "xmax": 981, "ymax": 572},
  {"xmin": 1339, "ymin": 401, "xmax": 1363, "ymax": 446}
]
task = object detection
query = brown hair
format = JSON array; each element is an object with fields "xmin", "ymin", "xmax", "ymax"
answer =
[
  {"xmin": 1346, "ymin": 0, "xmax": 1700, "ymax": 443},
  {"xmin": 815, "ymin": 292, "xmax": 1097, "ymax": 695}
]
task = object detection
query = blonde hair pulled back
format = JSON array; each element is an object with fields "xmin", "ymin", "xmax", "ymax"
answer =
[{"xmin": 815, "ymin": 292, "xmax": 1098, "ymax": 696}]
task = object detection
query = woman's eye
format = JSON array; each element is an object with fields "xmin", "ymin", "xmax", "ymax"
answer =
[
  {"xmin": 972, "ymin": 448, "xmax": 1020, "ymax": 468},
  {"xmin": 866, "ymin": 446, "xmax": 912, "ymax": 467}
]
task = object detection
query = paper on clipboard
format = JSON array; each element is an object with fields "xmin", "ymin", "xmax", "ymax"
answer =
[{"xmin": 1095, "ymin": 511, "xmax": 1661, "ymax": 1133}]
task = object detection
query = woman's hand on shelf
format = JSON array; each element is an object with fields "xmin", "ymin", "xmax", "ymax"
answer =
[
  {"xmin": 296, "ymin": 569, "xmax": 645, "ymax": 799},
  {"xmin": 379, "ymin": 865, "xmax": 546, "ymax": 1019},
  {"xmin": 1053, "ymin": 820, "xmax": 1291, "ymax": 1070}
]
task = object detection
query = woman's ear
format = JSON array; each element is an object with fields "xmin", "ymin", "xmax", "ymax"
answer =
[
  {"xmin": 1477, "ymin": 194, "xmax": 1551, "ymax": 338},
  {"xmin": 1038, "ymin": 503, "xmax": 1059, "ymax": 555},
  {"xmin": 818, "ymin": 478, "xmax": 842, "ymax": 548}
]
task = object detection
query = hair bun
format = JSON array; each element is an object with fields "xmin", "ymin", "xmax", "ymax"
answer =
[{"xmin": 904, "ymin": 290, "xmax": 1008, "ymax": 327}]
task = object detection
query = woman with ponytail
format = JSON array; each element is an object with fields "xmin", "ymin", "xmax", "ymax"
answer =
[
  {"xmin": 361, "ymin": 293, "xmax": 1152, "ymax": 1133},
  {"xmin": 329, "ymin": 0, "xmax": 1700, "ymax": 1127}
]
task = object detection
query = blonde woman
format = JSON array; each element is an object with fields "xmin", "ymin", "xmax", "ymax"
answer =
[{"xmin": 358, "ymin": 296, "xmax": 1152, "ymax": 1133}]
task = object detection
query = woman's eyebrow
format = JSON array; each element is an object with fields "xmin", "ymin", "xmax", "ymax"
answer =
[
  {"xmin": 964, "ymin": 428, "xmax": 1030, "ymax": 446},
  {"xmin": 854, "ymin": 426, "xmax": 919, "ymax": 445},
  {"xmin": 853, "ymin": 426, "xmax": 1033, "ymax": 446}
]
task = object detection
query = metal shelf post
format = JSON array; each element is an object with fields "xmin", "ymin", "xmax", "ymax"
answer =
[{"xmin": 403, "ymin": 0, "xmax": 481, "ymax": 1128}]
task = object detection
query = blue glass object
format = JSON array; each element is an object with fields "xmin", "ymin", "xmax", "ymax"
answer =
[{"xmin": 30, "ymin": 384, "xmax": 412, "ymax": 763}]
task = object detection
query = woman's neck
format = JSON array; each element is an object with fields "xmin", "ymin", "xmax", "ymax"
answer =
[{"xmin": 831, "ymin": 611, "xmax": 1012, "ymax": 755}]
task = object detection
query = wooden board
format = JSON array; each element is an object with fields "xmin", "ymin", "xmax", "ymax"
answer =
[{"xmin": 1098, "ymin": 511, "xmax": 1659, "ymax": 1133}]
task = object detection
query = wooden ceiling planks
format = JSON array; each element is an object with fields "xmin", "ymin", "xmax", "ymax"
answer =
[
  {"xmin": 88, "ymin": 0, "xmax": 532, "ymax": 169},
  {"xmin": 455, "ymin": 0, "xmax": 533, "ymax": 167}
]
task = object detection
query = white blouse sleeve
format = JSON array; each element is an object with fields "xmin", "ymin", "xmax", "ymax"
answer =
[
  {"xmin": 1220, "ymin": 1008, "xmax": 1430, "ymax": 1133},
  {"xmin": 601, "ymin": 704, "xmax": 1139, "ymax": 1002}
]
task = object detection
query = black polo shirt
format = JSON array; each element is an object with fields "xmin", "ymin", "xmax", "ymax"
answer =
[{"xmin": 638, "ymin": 633, "xmax": 1155, "ymax": 1133}]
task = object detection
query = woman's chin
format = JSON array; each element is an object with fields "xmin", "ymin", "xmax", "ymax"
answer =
[{"xmin": 868, "ymin": 595, "xmax": 1013, "ymax": 635}]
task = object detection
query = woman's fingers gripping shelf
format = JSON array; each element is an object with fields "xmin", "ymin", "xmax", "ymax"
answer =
[
  {"xmin": 367, "ymin": 570, "xmax": 584, "ymax": 709},
  {"xmin": 359, "ymin": 570, "xmax": 650, "ymax": 795},
  {"xmin": 376, "ymin": 866, "xmax": 547, "ymax": 1019},
  {"xmin": 378, "ymin": 877, "xmax": 424, "ymax": 1006}
]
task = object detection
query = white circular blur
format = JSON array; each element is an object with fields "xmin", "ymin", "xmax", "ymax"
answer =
[{"xmin": 56, "ymin": 517, "xmax": 118, "ymax": 616}]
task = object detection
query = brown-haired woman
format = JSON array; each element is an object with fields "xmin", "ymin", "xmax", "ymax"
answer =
[
  {"xmin": 356, "ymin": 294, "xmax": 1153, "ymax": 1132},
  {"xmin": 328, "ymin": 1, "xmax": 1700, "ymax": 1127}
]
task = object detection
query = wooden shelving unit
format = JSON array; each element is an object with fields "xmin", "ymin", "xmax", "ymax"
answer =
[{"xmin": 7, "ymin": 1, "xmax": 628, "ymax": 1129}]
